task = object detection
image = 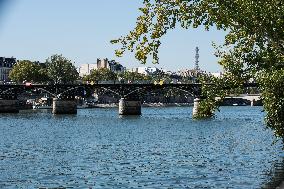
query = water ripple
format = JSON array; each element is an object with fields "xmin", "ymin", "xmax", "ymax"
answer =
[{"xmin": 0, "ymin": 106, "xmax": 283, "ymax": 188}]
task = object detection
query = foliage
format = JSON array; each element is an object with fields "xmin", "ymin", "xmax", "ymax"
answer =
[
  {"xmin": 151, "ymin": 70, "xmax": 170, "ymax": 82},
  {"xmin": 258, "ymin": 69, "xmax": 284, "ymax": 137},
  {"xmin": 9, "ymin": 60, "xmax": 48, "ymax": 83},
  {"xmin": 83, "ymin": 68, "xmax": 117, "ymax": 83},
  {"xmin": 82, "ymin": 68, "xmax": 181, "ymax": 84},
  {"xmin": 118, "ymin": 71, "xmax": 151, "ymax": 83},
  {"xmin": 46, "ymin": 54, "xmax": 78, "ymax": 84},
  {"xmin": 112, "ymin": 0, "xmax": 284, "ymax": 137},
  {"xmin": 194, "ymin": 72, "xmax": 245, "ymax": 119},
  {"xmin": 112, "ymin": 0, "xmax": 284, "ymax": 66}
]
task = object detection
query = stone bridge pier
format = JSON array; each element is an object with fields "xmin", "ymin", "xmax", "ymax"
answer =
[
  {"xmin": 119, "ymin": 98, "xmax": 141, "ymax": 115},
  {"xmin": 192, "ymin": 97, "xmax": 201, "ymax": 117},
  {"xmin": 52, "ymin": 98, "xmax": 77, "ymax": 114}
]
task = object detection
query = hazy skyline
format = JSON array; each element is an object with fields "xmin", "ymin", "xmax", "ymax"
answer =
[{"xmin": 0, "ymin": 0, "xmax": 226, "ymax": 72}]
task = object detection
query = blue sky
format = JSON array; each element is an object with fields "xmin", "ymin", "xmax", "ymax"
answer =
[{"xmin": 0, "ymin": 0, "xmax": 226, "ymax": 72}]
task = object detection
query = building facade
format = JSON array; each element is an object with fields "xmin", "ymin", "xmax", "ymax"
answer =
[
  {"xmin": 178, "ymin": 69, "xmax": 199, "ymax": 77},
  {"xmin": 97, "ymin": 58, "xmax": 125, "ymax": 73},
  {"xmin": 0, "ymin": 57, "xmax": 17, "ymax": 82},
  {"xmin": 78, "ymin": 59, "xmax": 125, "ymax": 77},
  {"xmin": 78, "ymin": 63, "xmax": 97, "ymax": 77},
  {"xmin": 210, "ymin": 72, "xmax": 223, "ymax": 78},
  {"xmin": 135, "ymin": 66, "xmax": 160, "ymax": 75}
]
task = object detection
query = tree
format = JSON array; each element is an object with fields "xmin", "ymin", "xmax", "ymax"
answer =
[
  {"xmin": 118, "ymin": 71, "xmax": 151, "ymax": 83},
  {"xmin": 46, "ymin": 54, "xmax": 79, "ymax": 84},
  {"xmin": 83, "ymin": 68, "xmax": 117, "ymax": 83},
  {"xmin": 112, "ymin": 1, "xmax": 284, "ymax": 137},
  {"xmin": 9, "ymin": 60, "xmax": 48, "ymax": 83},
  {"xmin": 112, "ymin": 0, "xmax": 284, "ymax": 66}
]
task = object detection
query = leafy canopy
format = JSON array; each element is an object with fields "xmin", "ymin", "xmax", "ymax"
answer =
[
  {"xmin": 112, "ymin": 0, "xmax": 284, "ymax": 68},
  {"xmin": 112, "ymin": 0, "xmax": 284, "ymax": 137},
  {"xmin": 83, "ymin": 68, "xmax": 117, "ymax": 82},
  {"xmin": 9, "ymin": 60, "xmax": 47, "ymax": 83},
  {"xmin": 46, "ymin": 54, "xmax": 79, "ymax": 84},
  {"xmin": 118, "ymin": 71, "xmax": 151, "ymax": 82}
]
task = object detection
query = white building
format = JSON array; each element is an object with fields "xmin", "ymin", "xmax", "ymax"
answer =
[
  {"xmin": 78, "ymin": 63, "xmax": 97, "ymax": 77},
  {"xmin": 210, "ymin": 72, "xmax": 223, "ymax": 78},
  {"xmin": 78, "ymin": 58, "xmax": 125, "ymax": 77},
  {"xmin": 137, "ymin": 66, "xmax": 160, "ymax": 75},
  {"xmin": 178, "ymin": 69, "xmax": 199, "ymax": 77}
]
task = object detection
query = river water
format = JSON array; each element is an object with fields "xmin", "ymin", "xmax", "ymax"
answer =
[{"xmin": 0, "ymin": 106, "xmax": 283, "ymax": 188}]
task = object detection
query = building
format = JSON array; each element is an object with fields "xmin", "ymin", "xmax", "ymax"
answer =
[
  {"xmin": 178, "ymin": 69, "xmax": 200, "ymax": 77},
  {"xmin": 0, "ymin": 57, "xmax": 17, "ymax": 82},
  {"xmin": 78, "ymin": 63, "xmax": 97, "ymax": 77},
  {"xmin": 135, "ymin": 66, "xmax": 160, "ymax": 76},
  {"xmin": 210, "ymin": 72, "xmax": 223, "ymax": 78},
  {"xmin": 97, "ymin": 58, "xmax": 125, "ymax": 73},
  {"xmin": 97, "ymin": 58, "xmax": 109, "ymax": 69},
  {"xmin": 78, "ymin": 58, "xmax": 125, "ymax": 77}
]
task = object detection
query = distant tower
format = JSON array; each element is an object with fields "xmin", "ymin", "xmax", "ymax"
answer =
[{"xmin": 194, "ymin": 47, "xmax": 200, "ymax": 70}]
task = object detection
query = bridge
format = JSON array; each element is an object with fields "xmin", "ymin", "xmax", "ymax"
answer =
[
  {"xmin": 0, "ymin": 83, "xmax": 202, "ymax": 115},
  {"xmin": 0, "ymin": 83, "xmax": 258, "ymax": 116}
]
